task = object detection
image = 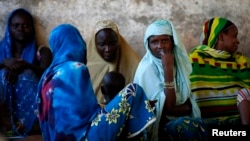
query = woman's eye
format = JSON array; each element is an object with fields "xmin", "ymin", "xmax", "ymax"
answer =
[
  {"xmin": 11, "ymin": 23, "xmax": 31, "ymax": 29},
  {"xmin": 162, "ymin": 39, "xmax": 170, "ymax": 43},
  {"xmin": 109, "ymin": 41, "xmax": 116, "ymax": 45},
  {"xmin": 97, "ymin": 41, "xmax": 104, "ymax": 45},
  {"xmin": 150, "ymin": 41, "xmax": 158, "ymax": 45}
]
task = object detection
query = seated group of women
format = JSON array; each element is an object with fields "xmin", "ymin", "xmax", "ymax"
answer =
[{"xmin": 0, "ymin": 8, "xmax": 250, "ymax": 141}]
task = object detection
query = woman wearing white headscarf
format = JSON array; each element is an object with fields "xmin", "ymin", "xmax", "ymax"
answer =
[{"xmin": 134, "ymin": 19, "xmax": 207, "ymax": 141}]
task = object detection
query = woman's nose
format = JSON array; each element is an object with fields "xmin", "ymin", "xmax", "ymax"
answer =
[
  {"xmin": 17, "ymin": 24, "xmax": 25, "ymax": 31},
  {"xmin": 104, "ymin": 45, "xmax": 111, "ymax": 51},
  {"xmin": 157, "ymin": 42, "xmax": 164, "ymax": 49}
]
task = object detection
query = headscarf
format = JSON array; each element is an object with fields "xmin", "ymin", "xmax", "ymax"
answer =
[
  {"xmin": 134, "ymin": 19, "xmax": 200, "ymax": 141},
  {"xmin": 37, "ymin": 24, "xmax": 99, "ymax": 140},
  {"xmin": 38, "ymin": 24, "xmax": 88, "ymax": 97},
  {"xmin": 196, "ymin": 17, "xmax": 235, "ymax": 59},
  {"xmin": 201, "ymin": 17, "xmax": 233, "ymax": 48},
  {"xmin": 0, "ymin": 9, "xmax": 37, "ymax": 135},
  {"xmin": 189, "ymin": 17, "xmax": 250, "ymax": 121},
  {"xmin": 0, "ymin": 8, "xmax": 36, "ymax": 64},
  {"xmin": 48, "ymin": 24, "xmax": 86, "ymax": 66},
  {"xmin": 87, "ymin": 20, "xmax": 140, "ymax": 103}
]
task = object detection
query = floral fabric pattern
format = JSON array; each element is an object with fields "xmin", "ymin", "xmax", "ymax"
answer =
[{"xmin": 87, "ymin": 83, "xmax": 156, "ymax": 141}]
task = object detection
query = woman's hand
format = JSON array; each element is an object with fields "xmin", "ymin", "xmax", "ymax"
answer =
[
  {"xmin": 3, "ymin": 58, "xmax": 28, "ymax": 83},
  {"xmin": 2, "ymin": 58, "xmax": 17, "ymax": 69},
  {"xmin": 160, "ymin": 50, "xmax": 174, "ymax": 69},
  {"xmin": 5, "ymin": 69, "xmax": 19, "ymax": 83}
]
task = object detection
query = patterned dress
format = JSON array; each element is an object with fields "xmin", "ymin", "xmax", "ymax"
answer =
[
  {"xmin": 0, "ymin": 8, "xmax": 41, "ymax": 136},
  {"xmin": 36, "ymin": 24, "xmax": 156, "ymax": 141}
]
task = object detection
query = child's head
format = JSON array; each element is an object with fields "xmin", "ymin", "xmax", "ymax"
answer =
[{"xmin": 101, "ymin": 71, "xmax": 125, "ymax": 103}]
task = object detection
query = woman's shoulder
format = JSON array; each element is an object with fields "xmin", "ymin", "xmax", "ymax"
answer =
[
  {"xmin": 135, "ymin": 56, "xmax": 158, "ymax": 78},
  {"xmin": 137, "ymin": 56, "xmax": 155, "ymax": 69}
]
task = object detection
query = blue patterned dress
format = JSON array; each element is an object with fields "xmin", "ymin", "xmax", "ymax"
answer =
[
  {"xmin": 0, "ymin": 9, "xmax": 40, "ymax": 136},
  {"xmin": 36, "ymin": 24, "xmax": 156, "ymax": 141}
]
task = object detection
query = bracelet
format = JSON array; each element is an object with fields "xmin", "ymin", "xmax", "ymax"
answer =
[{"xmin": 163, "ymin": 81, "xmax": 175, "ymax": 89}]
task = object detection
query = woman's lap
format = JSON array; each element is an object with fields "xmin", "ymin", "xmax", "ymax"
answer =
[
  {"xmin": 86, "ymin": 83, "xmax": 156, "ymax": 140},
  {"xmin": 0, "ymin": 69, "xmax": 38, "ymax": 136},
  {"xmin": 163, "ymin": 117, "xmax": 208, "ymax": 141}
]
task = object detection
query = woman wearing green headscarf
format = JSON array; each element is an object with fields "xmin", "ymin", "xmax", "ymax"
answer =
[{"xmin": 189, "ymin": 17, "xmax": 250, "ymax": 126}]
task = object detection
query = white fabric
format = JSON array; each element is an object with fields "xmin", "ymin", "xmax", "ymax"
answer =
[{"xmin": 133, "ymin": 19, "xmax": 200, "ymax": 141}]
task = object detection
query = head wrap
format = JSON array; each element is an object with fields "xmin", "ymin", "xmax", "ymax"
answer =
[
  {"xmin": 143, "ymin": 19, "xmax": 193, "ymax": 96},
  {"xmin": 49, "ymin": 24, "xmax": 86, "ymax": 66},
  {"xmin": 37, "ymin": 24, "xmax": 99, "ymax": 140},
  {"xmin": 0, "ymin": 8, "xmax": 36, "ymax": 63},
  {"xmin": 134, "ymin": 19, "xmax": 200, "ymax": 141},
  {"xmin": 94, "ymin": 20, "xmax": 119, "ymax": 34},
  {"xmin": 200, "ymin": 17, "xmax": 234, "ymax": 48},
  {"xmin": 38, "ymin": 24, "xmax": 87, "ymax": 97},
  {"xmin": 87, "ymin": 20, "xmax": 140, "ymax": 103}
]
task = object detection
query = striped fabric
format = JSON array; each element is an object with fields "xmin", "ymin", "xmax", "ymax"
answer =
[
  {"xmin": 237, "ymin": 88, "xmax": 250, "ymax": 105},
  {"xmin": 189, "ymin": 17, "xmax": 250, "ymax": 125},
  {"xmin": 201, "ymin": 17, "xmax": 233, "ymax": 48},
  {"xmin": 190, "ymin": 47, "xmax": 250, "ymax": 118}
]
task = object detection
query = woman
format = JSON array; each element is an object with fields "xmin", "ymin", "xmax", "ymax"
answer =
[
  {"xmin": 0, "ymin": 8, "xmax": 52, "ymax": 136},
  {"xmin": 189, "ymin": 17, "xmax": 250, "ymax": 125},
  {"xmin": 87, "ymin": 20, "xmax": 140, "ymax": 104},
  {"xmin": 36, "ymin": 24, "xmax": 156, "ymax": 141},
  {"xmin": 134, "ymin": 19, "xmax": 207, "ymax": 141}
]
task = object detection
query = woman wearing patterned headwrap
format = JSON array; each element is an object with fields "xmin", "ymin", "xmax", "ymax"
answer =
[
  {"xmin": 134, "ymin": 19, "xmax": 208, "ymax": 141},
  {"xmin": 189, "ymin": 17, "xmax": 250, "ymax": 125},
  {"xmin": 87, "ymin": 20, "xmax": 140, "ymax": 104},
  {"xmin": 36, "ymin": 24, "xmax": 156, "ymax": 141}
]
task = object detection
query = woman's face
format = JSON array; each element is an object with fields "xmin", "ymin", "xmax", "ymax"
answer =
[
  {"xmin": 148, "ymin": 35, "xmax": 174, "ymax": 59},
  {"xmin": 95, "ymin": 28, "xmax": 120, "ymax": 62},
  {"xmin": 218, "ymin": 25, "xmax": 240, "ymax": 53},
  {"xmin": 9, "ymin": 13, "xmax": 33, "ymax": 43}
]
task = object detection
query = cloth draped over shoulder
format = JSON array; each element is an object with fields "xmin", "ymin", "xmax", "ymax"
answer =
[
  {"xmin": 87, "ymin": 20, "xmax": 140, "ymax": 103},
  {"xmin": 0, "ymin": 8, "xmax": 38, "ymax": 136},
  {"xmin": 133, "ymin": 19, "xmax": 201, "ymax": 141},
  {"xmin": 189, "ymin": 17, "xmax": 250, "ymax": 124},
  {"xmin": 37, "ymin": 24, "xmax": 100, "ymax": 140},
  {"xmin": 36, "ymin": 24, "xmax": 156, "ymax": 141},
  {"xmin": 0, "ymin": 9, "xmax": 36, "ymax": 64}
]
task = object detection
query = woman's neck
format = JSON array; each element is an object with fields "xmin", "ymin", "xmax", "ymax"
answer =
[{"xmin": 12, "ymin": 41, "xmax": 26, "ymax": 58}]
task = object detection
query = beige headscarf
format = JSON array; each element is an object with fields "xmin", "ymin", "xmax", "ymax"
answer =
[{"xmin": 87, "ymin": 20, "xmax": 140, "ymax": 103}]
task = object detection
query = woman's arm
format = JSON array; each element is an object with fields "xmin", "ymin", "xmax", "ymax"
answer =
[
  {"xmin": 1, "ymin": 47, "xmax": 52, "ymax": 82},
  {"xmin": 161, "ymin": 52, "xmax": 192, "ymax": 117}
]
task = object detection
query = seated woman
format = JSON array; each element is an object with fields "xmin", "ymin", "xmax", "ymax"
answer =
[
  {"xmin": 134, "ymin": 19, "xmax": 208, "ymax": 141},
  {"xmin": 87, "ymin": 20, "xmax": 140, "ymax": 104},
  {"xmin": 189, "ymin": 17, "xmax": 250, "ymax": 126},
  {"xmin": 36, "ymin": 24, "xmax": 156, "ymax": 141},
  {"xmin": 0, "ymin": 8, "xmax": 52, "ymax": 137}
]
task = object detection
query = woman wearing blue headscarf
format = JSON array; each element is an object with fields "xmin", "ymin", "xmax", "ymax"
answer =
[
  {"xmin": 134, "ymin": 19, "xmax": 208, "ymax": 141},
  {"xmin": 36, "ymin": 24, "xmax": 156, "ymax": 141},
  {"xmin": 0, "ymin": 8, "xmax": 52, "ymax": 137}
]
